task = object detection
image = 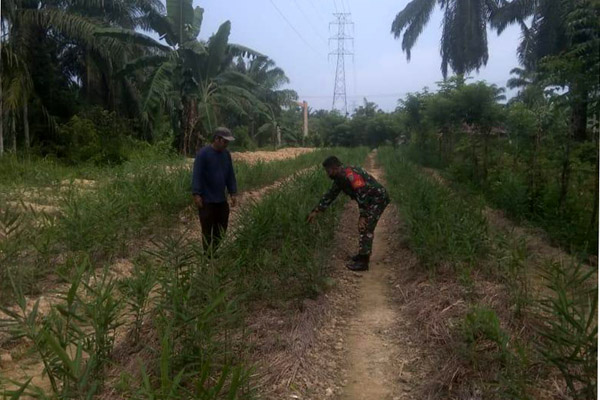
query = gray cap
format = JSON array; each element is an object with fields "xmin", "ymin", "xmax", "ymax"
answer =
[{"xmin": 214, "ymin": 127, "xmax": 235, "ymax": 141}]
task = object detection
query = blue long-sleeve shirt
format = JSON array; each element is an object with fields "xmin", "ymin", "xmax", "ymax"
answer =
[{"xmin": 191, "ymin": 146, "xmax": 237, "ymax": 203}]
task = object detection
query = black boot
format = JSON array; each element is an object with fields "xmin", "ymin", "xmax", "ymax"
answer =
[
  {"xmin": 348, "ymin": 254, "xmax": 361, "ymax": 262},
  {"xmin": 347, "ymin": 254, "xmax": 369, "ymax": 271}
]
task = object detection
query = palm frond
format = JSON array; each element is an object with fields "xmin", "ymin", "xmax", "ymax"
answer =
[
  {"xmin": 95, "ymin": 28, "xmax": 172, "ymax": 52},
  {"xmin": 142, "ymin": 60, "xmax": 175, "ymax": 112},
  {"xmin": 390, "ymin": 0, "xmax": 437, "ymax": 60},
  {"xmin": 117, "ymin": 55, "xmax": 171, "ymax": 78},
  {"xmin": 490, "ymin": 0, "xmax": 536, "ymax": 34},
  {"xmin": 227, "ymin": 43, "xmax": 263, "ymax": 59}
]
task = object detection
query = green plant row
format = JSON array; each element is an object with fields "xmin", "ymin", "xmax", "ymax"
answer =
[
  {"xmin": 1, "ymin": 147, "xmax": 368, "ymax": 399},
  {"xmin": 0, "ymin": 148, "xmax": 349, "ymax": 304},
  {"xmin": 377, "ymin": 146, "xmax": 488, "ymax": 269},
  {"xmin": 378, "ymin": 146, "xmax": 597, "ymax": 399}
]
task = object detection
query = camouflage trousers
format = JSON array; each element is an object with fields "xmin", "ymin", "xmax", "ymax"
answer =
[{"xmin": 358, "ymin": 196, "xmax": 390, "ymax": 256}]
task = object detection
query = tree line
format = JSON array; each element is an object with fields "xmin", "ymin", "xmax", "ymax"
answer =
[{"xmin": 0, "ymin": 0, "xmax": 299, "ymax": 161}]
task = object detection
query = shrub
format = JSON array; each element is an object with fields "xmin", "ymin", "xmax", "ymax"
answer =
[{"xmin": 55, "ymin": 107, "xmax": 134, "ymax": 165}]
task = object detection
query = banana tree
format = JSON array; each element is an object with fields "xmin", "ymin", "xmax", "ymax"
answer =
[{"xmin": 100, "ymin": 0, "xmax": 267, "ymax": 154}]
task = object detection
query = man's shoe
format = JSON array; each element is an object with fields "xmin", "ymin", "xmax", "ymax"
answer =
[
  {"xmin": 348, "ymin": 254, "xmax": 361, "ymax": 262},
  {"xmin": 346, "ymin": 255, "xmax": 369, "ymax": 271}
]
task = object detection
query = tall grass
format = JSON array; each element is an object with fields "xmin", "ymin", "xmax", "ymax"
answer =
[
  {"xmin": 378, "ymin": 147, "xmax": 488, "ymax": 270},
  {"xmin": 1, "ymin": 147, "xmax": 369, "ymax": 398},
  {"xmin": 0, "ymin": 148, "xmax": 354, "ymax": 303},
  {"xmin": 120, "ymin": 147, "xmax": 369, "ymax": 397},
  {"xmin": 406, "ymin": 139, "xmax": 598, "ymax": 256},
  {"xmin": 0, "ymin": 259, "xmax": 121, "ymax": 398},
  {"xmin": 537, "ymin": 261, "xmax": 597, "ymax": 399},
  {"xmin": 379, "ymin": 146, "xmax": 597, "ymax": 398}
]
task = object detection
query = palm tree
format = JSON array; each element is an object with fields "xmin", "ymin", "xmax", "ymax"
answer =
[
  {"xmin": 237, "ymin": 56, "xmax": 298, "ymax": 110},
  {"xmin": 391, "ymin": 0, "xmax": 501, "ymax": 78},
  {"xmin": 232, "ymin": 56, "xmax": 298, "ymax": 145},
  {"xmin": 104, "ymin": 0, "xmax": 268, "ymax": 154},
  {"xmin": 506, "ymin": 67, "xmax": 534, "ymax": 90},
  {"xmin": 490, "ymin": 0, "xmax": 569, "ymax": 69},
  {"xmin": 491, "ymin": 0, "xmax": 595, "ymax": 141},
  {"xmin": 0, "ymin": 0, "xmax": 165, "ymax": 154},
  {"xmin": 505, "ymin": 66, "xmax": 547, "ymax": 106}
]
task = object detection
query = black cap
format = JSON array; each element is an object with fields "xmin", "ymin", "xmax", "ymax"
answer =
[
  {"xmin": 214, "ymin": 127, "xmax": 235, "ymax": 141},
  {"xmin": 322, "ymin": 156, "xmax": 342, "ymax": 168}
]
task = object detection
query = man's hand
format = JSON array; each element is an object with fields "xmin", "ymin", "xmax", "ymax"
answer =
[
  {"xmin": 358, "ymin": 216, "xmax": 367, "ymax": 231},
  {"xmin": 230, "ymin": 194, "xmax": 238, "ymax": 208},
  {"xmin": 193, "ymin": 195, "xmax": 203, "ymax": 209},
  {"xmin": 307, "ymin": 210, "xmax": 319, "ymax": 224}
]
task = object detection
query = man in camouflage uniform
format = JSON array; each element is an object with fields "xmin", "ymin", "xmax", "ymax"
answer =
[{"xmin": 307, "ymin": 156, "xmax": 390, "ymax": 271}]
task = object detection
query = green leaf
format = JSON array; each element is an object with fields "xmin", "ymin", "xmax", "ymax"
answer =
[
  {"xmin": 43, "ymin": 331, "xmax": 76, "ymax": 379},
  {"xmin": 143, "ymin": 61, "xmax": 176, "ymax": 112},
  {"xmin": 189, "ymin": 7, "xmax": 204, "ymax": 39},
  {"xmin": 228, "ymin": 43, "xmax": 263, "ymax": 59},
  {"xmin": 95, "ymin": 28, "xmax": 172, "ymax": 52},
  {"xmin": 117, "ymin": 55, "xmax": 171, "ymax": 78},
  {"xmin": 166, "ymin": 0, "xmax": 194, "ymax": 44},
  {"xmin": 181, "ymin": 40, "xmax": 207, "ymax": 57},
  {"xmin": 206, "ymin": 21, "xmax": 231, "ymax": 79},
  {"xmin": 5, "ymin": 377, "xmax": 32, "ymax": 399}
]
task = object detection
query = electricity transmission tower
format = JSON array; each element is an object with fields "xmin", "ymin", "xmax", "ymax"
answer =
[{"xmin": 329, "ymin": 12, "xmax": 353, "ymax": 115}]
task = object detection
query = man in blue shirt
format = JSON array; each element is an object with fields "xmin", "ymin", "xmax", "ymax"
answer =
[{"xmin": 192, "ymin": 127, "xmax": 238, "ymax": 253}]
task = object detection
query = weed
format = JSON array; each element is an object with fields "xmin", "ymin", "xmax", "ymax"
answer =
[{"xmin": 536, "ymin": 261, "xmax": 597, "ymax": 399}]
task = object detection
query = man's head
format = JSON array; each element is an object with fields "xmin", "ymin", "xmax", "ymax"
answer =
[
  {"xmin": 322, "ymin": 156, "xmax": 343, "ymax": 179},
  {"xmin": 212, "ymin": 127, "xmax": 235, "ymax": 152}
]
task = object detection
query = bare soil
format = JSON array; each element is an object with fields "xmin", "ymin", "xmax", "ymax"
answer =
[
  {"xmin": 231, "ymin": 148, "xmax": 315, "ymax": 164},
  {"xmin": 183, "ymin": 147, "xmax": 316, "ymax": 166},
  {"xmin": 249, "ymin": 151, "xmax": 429, "ymax": 399},
  {"xmin": 340, "ymin": 153, "xmax": 424, "ymax": 400}
]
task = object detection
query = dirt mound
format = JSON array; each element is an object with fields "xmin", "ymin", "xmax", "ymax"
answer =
[
  {"xmin": 231, "ymin": 148, "xmax": 315, "ymax": 164},
  {"xmin": 183, "ymin": 147, "xmax": 315, "ymax": 166}
]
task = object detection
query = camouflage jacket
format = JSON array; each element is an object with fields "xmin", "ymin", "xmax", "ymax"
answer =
[{"xmin": 314, "ymin": 165, "xmax": 389, "ymax": 216}]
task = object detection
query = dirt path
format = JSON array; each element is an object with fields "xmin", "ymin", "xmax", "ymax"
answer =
[
  {"xmin": 181, "ymin": 147, "xmax": 315, "ymax": 166},
  {"xmin": 340, "ymin": 152, "xmax": 418, "ymax": 400},
  {"xmin": 251, "ymin": 151, "xmax": 427, "ymax": 400}
]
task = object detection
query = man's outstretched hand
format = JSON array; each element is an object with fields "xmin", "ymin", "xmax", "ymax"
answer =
[{"xmin": 307, "ymin": 210, "xmax": 319, "ymax": 223}]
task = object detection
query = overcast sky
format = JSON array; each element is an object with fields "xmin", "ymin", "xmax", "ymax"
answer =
[{"xmin": 197, "ymin": 0, "xmax": 523, "ymax": 112}]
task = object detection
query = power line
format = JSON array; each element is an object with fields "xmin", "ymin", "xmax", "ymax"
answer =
[
  {"xmin": 292, "ymin": 0, "xmax": 328, "ymax": 45},
  {"xmin": 268, "ymin": 0, "xmax": 322, "ymax": 56},
  {"xmin": 343, "ymin": 0, "xmax": 351, "ymax": 14},
  {"xmin": 307, "ymin": 0, "xmax": 328, "ymax": 25}
]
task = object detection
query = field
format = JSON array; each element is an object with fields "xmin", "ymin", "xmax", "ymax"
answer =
[
  {"xmin": 0, "ymin": 146, "xmax": 595, "ymax": 400},
  {"xmin": 2, "ymin": 0, "xmax": 598, "ymax": 396}
]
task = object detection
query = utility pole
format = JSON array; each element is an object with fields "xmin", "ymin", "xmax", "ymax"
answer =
[
  {"xmin": 329, "ymin": 12, "xmax": 353, "ymax": 115},
  {"xmin": 296, "ymin": 100, "xmax": 309, "ymax": 140}
]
